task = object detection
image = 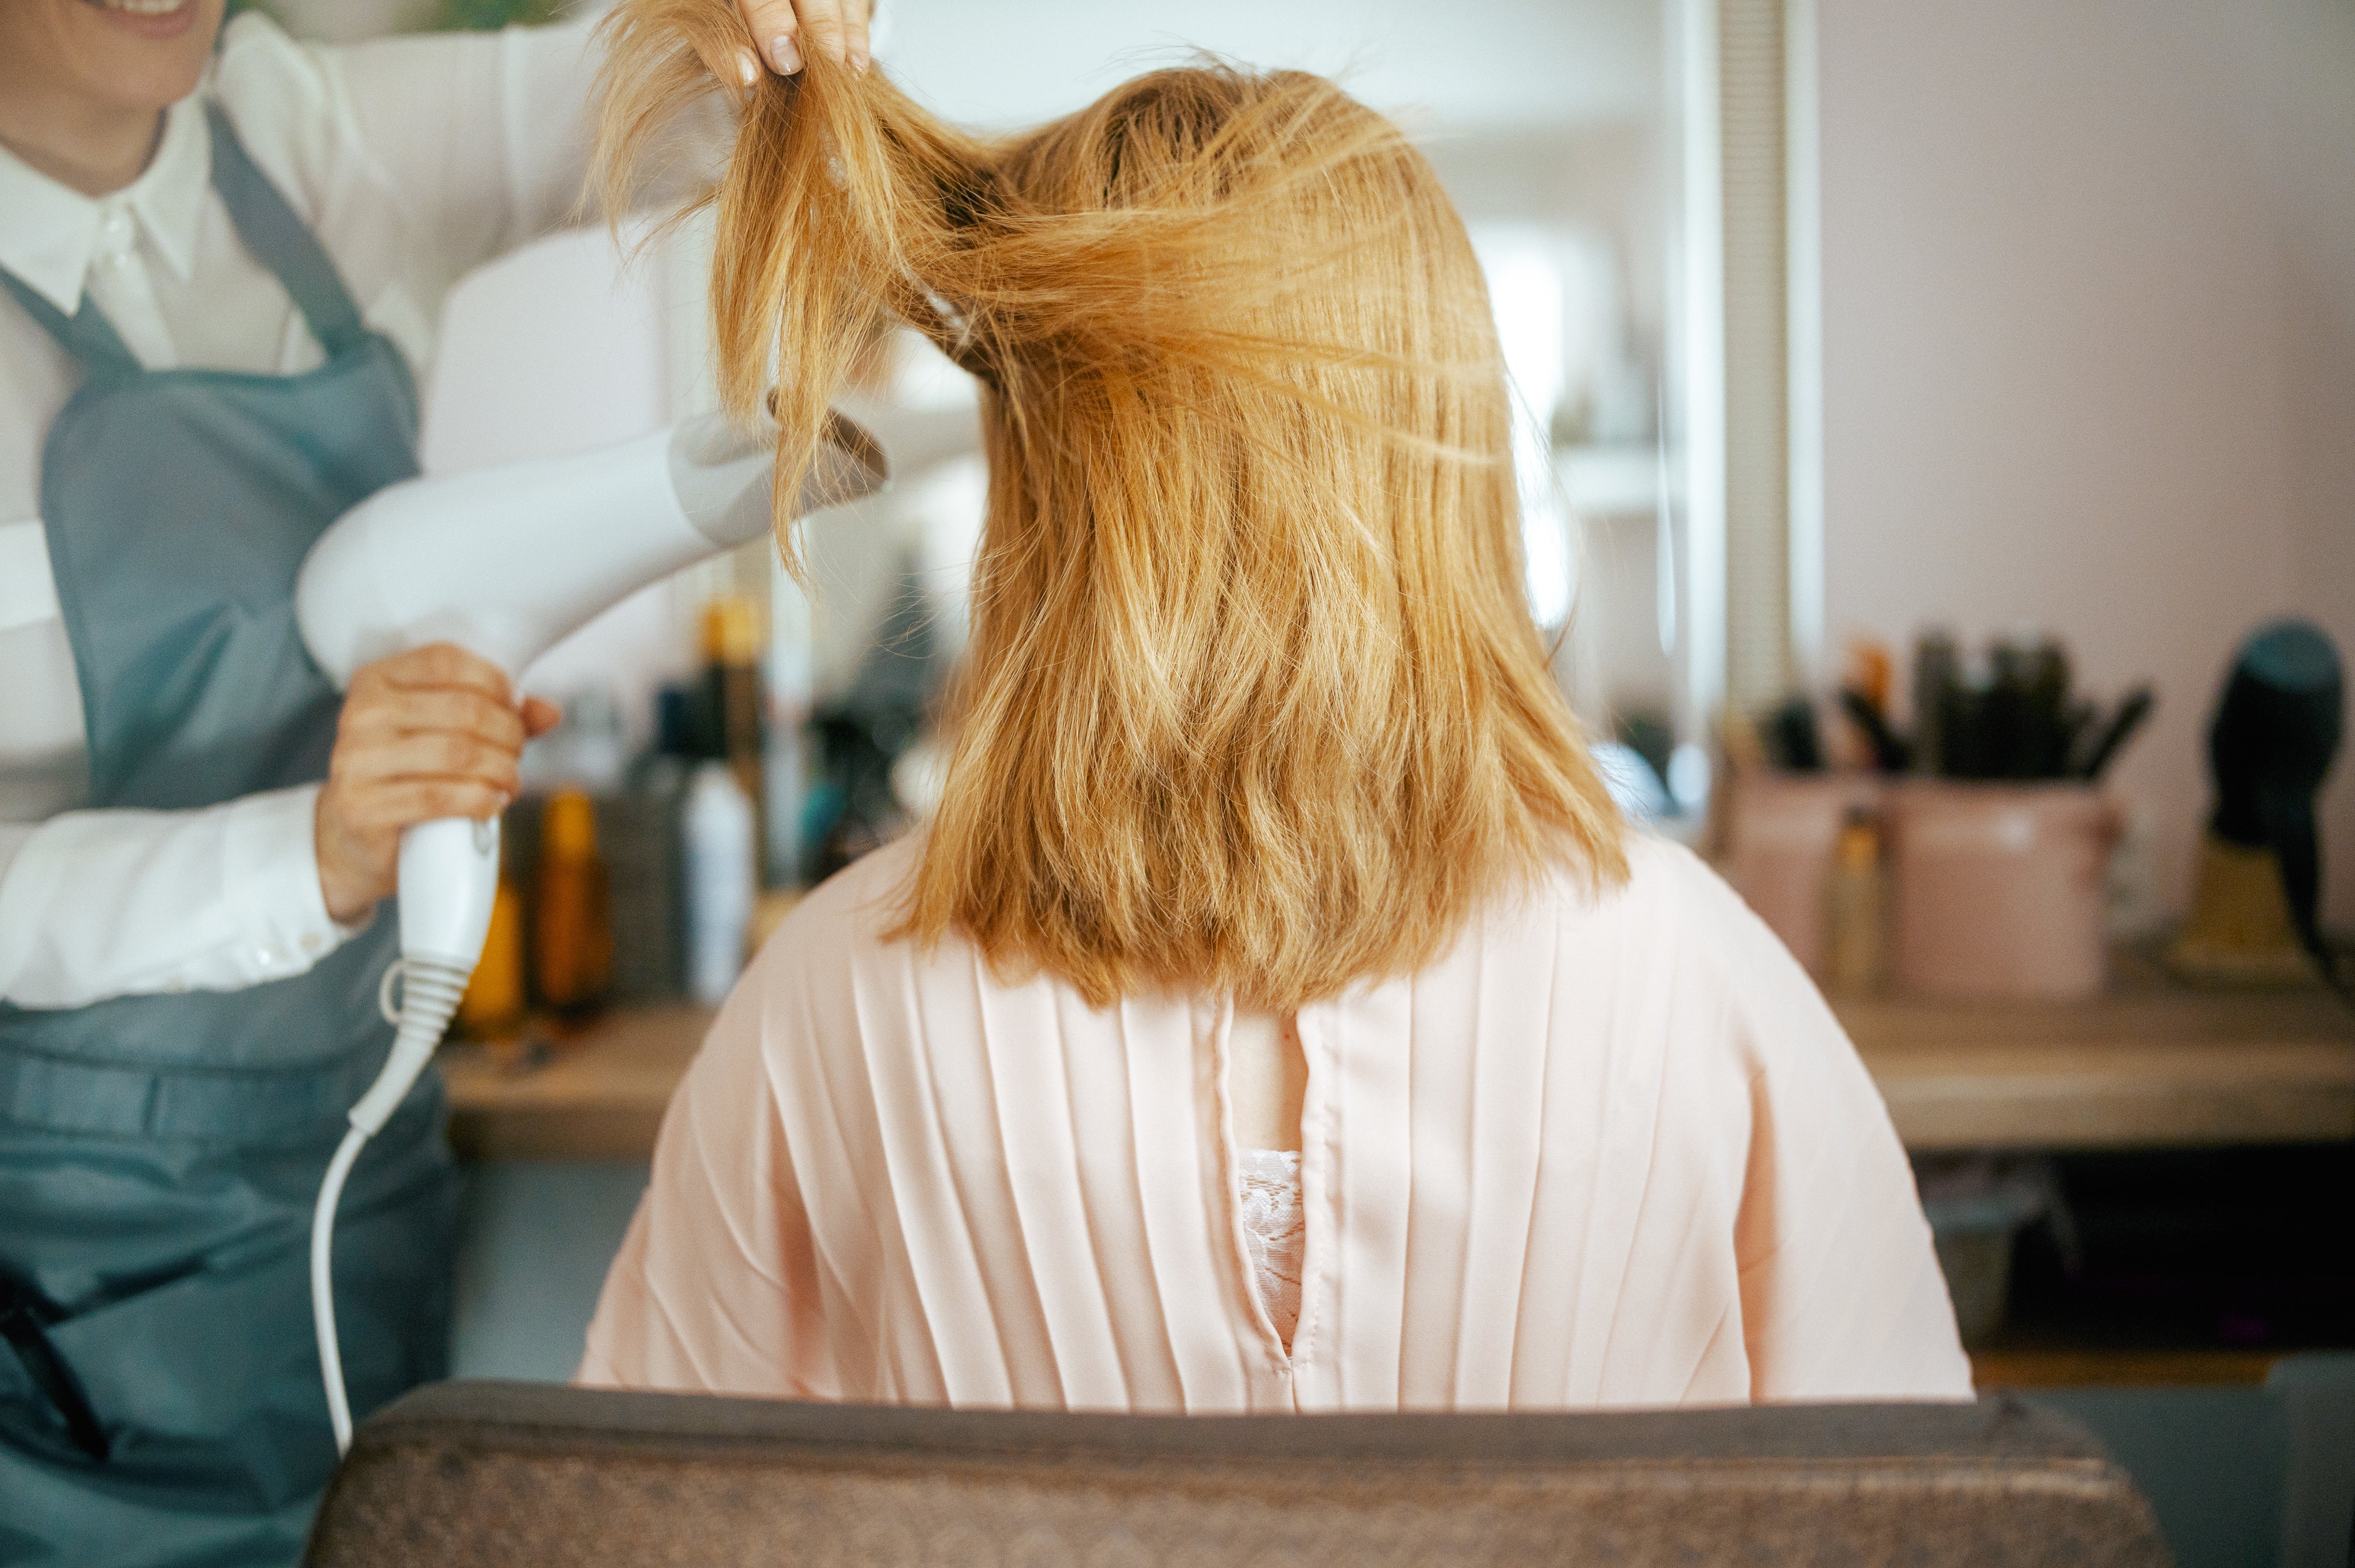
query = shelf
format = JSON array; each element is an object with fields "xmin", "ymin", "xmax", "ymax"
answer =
[
  {"xmin": 443, "ymin": 1004, "xmax": 709, "ymax": 1162},
  {"xmin": 443, "ymin": 981, "xmax": 2355, "ymax": 1162},
  {"xmin": 1845, "ymin": 982, "xmax": 2355, "ymax": 1151},
  {"xmin": 1968, "ymin": 1346, "xmax": 2282, "ymax": 1388}
]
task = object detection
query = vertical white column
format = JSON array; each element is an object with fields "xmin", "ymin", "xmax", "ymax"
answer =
[
  {"xmin": 1717, "ymin": 0, "xmax": 1793, "ymax": 712},
  {"xmin": 1671, "ymin": 0, "xmax": 1730, "ymax": 737},
  {"xmin": 1784, "ymin": 0, "xmax": 1827, "ymax": 687}
]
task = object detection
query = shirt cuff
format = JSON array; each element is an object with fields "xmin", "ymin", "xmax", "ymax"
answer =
[{"xmin": 221, "ymin": 783, "xmax": 370, "ymax": 985}]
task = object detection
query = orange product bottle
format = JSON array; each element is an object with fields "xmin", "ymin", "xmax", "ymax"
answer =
[
  {"xmin": 456, "ymin": 869, "xmax": 526, "ymax": 1042},
  {"xmin": 532, "ymin": 789, "xmax": 614, "ymax": 1028}
]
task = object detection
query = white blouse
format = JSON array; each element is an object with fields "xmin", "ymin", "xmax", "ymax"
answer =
[{"xmin": 0, "ymin": 14, "xmax": 603, "ymax": 1008}]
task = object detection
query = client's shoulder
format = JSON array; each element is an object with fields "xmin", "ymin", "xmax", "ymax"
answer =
[
  {"xmin": 1514, "ymin": 828, "xmax": 1848, "ymax": 1075},
  {"xmin": 759, "ymin": 834, "xmax": 928, "ymax": 976},
  {"xmin": 711, "ymin": 836, "xmax": 933, "ymax": 1071},
  {"xmin": 1512, "ymin": 828, "xmax": 1780, "ymax": 994},
  {"xmin": 1529, "ymin": 828, "xmax": 1749, "ymax": 934}
]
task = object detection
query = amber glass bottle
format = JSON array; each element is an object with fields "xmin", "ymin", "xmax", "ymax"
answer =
[
  {"xmin": 533, "ymin": 790, "xmax": 614, "ymax": 1026},
  {"xmin": 1825, "ymin": 807, "xmax": 1886, "ymax": 994},
  {"xmin": 702, "ymin": 596, "xmax": 767, "ymax": 883},
  {"xmin": 456, "ymin": 870, "xmax": 526, "ymax": 1042}
]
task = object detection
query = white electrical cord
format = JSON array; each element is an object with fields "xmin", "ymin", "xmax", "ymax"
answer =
[
  {"xmin": 310, "ymin": 955, "xmax": 470, "ymax": 1455},
  {"xmin": 309, "ymin": 1127, "xmax": 369, "ymax": 1454}
]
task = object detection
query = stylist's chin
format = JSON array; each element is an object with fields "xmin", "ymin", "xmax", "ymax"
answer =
[{"xmin": 2, "ymin": 0, "xmax": 227, "ymax": 114}]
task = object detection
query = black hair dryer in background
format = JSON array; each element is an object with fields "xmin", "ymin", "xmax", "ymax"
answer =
[{"xmin": 2170, "ymin": 620, "xmax": 2346, "ymax": 995}]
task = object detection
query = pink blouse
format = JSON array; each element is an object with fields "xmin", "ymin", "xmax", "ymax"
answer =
[{"xmin": 579, "ymin": 832, "xmax": 1973, "ymax": 1411}]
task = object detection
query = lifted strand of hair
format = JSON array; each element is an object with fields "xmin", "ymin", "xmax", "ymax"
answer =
[{"xmin": 593, "ymin": 10, "xmax": 1628, "ymax": 1012}]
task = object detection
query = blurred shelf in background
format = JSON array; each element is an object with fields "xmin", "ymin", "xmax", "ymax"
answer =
[
  {"xmin": 443, "ymin": 1004, "xmax": 708, "ymax": 1163},
  {"xmin": 1968, "ymin": 1346, "xmax": 2283, "ymax": 1389},
  {"xmin": 1853, "ymin": 981, "xmax": 2355, "ymax": 1152},
  {"xmin": 444, "ymin": 978, "xmax": 2355, "ymax": 1163}
]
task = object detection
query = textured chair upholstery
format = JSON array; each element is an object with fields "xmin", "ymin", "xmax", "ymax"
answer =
[{"xmin": 304, "ymin": 1380, "xmax": 2171, "ymax": 1567}]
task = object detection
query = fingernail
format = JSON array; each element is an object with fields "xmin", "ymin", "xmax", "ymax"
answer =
[
  {"xmin": 737, "ymin": 49, "xmax": 759, "ymax": 87},
  {"xmin": 851, "ymin": 50, "xmax": 870, "ymax": 74},
  {"xmin": 767, "ymin": 32, "xmax": 801, "ymax": 74}
]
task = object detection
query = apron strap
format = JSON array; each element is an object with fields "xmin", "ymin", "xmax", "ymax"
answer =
[
  {"xmin": 0, "ymin": 270, "xmax": 142, "ymax": 377},
  {"xmin": 203, "ymin": 102, "xmax": 373, "ymax": 360}
]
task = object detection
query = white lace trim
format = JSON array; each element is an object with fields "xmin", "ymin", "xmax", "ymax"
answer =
[{"xmin": 1237, "ymin": 1147, "xmax": 1305, "ymax": 1351}]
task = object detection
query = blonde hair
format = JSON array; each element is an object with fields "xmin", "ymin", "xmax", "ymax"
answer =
[{"xmin": 599, "ymin": 5, "xmax": 1626, "ymax": 1011}]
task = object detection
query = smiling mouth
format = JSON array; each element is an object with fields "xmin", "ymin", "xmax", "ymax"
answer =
[{"xmin": 83, "ymin": 0, "xmax": 194, "ymax": 14}]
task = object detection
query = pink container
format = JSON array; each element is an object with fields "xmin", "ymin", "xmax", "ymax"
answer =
[
  {"xmin": 1725, "ymin": 771, "xmax": 1882, "ymax": 978},
  {"xmin": 1886, "ymin": 782, "xmax": 2121, "ymax": 1001}
]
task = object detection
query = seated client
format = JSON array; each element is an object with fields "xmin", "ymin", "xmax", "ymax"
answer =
[{"xmin": 579, "ymin": 5, "xmax": 1972, "ymax": 1410}]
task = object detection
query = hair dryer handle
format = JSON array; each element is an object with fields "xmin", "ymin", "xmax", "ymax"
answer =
[{"xmin": 397, "ymin": 816, "xmax": 502, "ymax": 973}]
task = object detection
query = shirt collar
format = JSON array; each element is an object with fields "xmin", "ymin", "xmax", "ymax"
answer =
[
  {"xmin": 123, "ymin": 97, "xmax": 209, "ymax": 285},
  {"xmin": 0, "ymin": 95, "xmax": 210, "ymax": 315}
]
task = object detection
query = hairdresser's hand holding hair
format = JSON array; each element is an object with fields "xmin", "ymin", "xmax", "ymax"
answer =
[{"xmin": 731, "ymin": 0, "xmax": 874, "ymax": 81}]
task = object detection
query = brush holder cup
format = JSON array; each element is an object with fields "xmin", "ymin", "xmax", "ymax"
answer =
[
  {"xmin": 1886, "ymin": 782, "xmax": 2121, "ymax": 1001},
  {"xmin": 1725, "ymin": 771, "xmax": 1883, "ymax": 979}
]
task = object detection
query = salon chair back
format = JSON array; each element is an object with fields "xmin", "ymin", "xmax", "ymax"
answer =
[{"xmin": 303, "ymin": 1380, "xmax": 2171, "ymax": 1567}]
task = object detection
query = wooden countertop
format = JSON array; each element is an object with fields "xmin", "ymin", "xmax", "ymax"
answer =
[
  {"xmin": 1842, "ymin": 985, "xmax": 2355, "ymax": 1151},
  {"xmin": 445, "ymin": 1004, "xmax": 710, "ymax": 1164},
  {"xmin": 442, "ymin": 985, "xmax": 2355, "ymax": 1164}
]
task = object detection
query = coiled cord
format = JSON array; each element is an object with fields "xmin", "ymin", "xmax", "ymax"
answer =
[{"xmin": 310, "ymin": 956, "xmax": 469, "ymax": 1454}]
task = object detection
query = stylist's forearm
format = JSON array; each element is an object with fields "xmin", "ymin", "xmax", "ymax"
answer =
[{"xmin": 314, "ymin": 644, "xmax": 558, "ymax": 925}]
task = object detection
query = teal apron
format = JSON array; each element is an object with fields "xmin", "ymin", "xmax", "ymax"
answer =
[{"xmin": 0, "ymin": 105, "xmax": 457, "ymax": 1567}]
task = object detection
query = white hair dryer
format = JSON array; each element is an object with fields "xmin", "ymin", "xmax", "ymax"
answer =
[{"xmin": 293, "ymin": 409, "xmax": 882, "ymax": 1453}]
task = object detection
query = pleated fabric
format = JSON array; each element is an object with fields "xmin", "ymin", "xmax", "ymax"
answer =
[{"xmin": 579, "ymin": 833, "xmax": 1972, "ymax": 1411}]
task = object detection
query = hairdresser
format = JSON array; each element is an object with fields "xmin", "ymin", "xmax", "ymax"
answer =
[{"xmin": 0, "ymin": 1, "xmax": 865, "ymax": 1562}]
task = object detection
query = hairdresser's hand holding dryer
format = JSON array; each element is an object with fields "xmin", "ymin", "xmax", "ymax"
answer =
[{"xmin": 0, "ymin": 1, "xmax": 864, "ymax": 1561}]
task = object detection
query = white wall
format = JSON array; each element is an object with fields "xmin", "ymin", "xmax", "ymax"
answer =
[
  {"xmin": 878, "ymin": 0, "xmax": 1659, "ymax": 132},
  {"xmin": 1815, "ymin": 0, "xmax": 2355, "ymax": 925},
  {"xmin": 418, "ymin": 223, "xmax": 704, "ymax": 748}
]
